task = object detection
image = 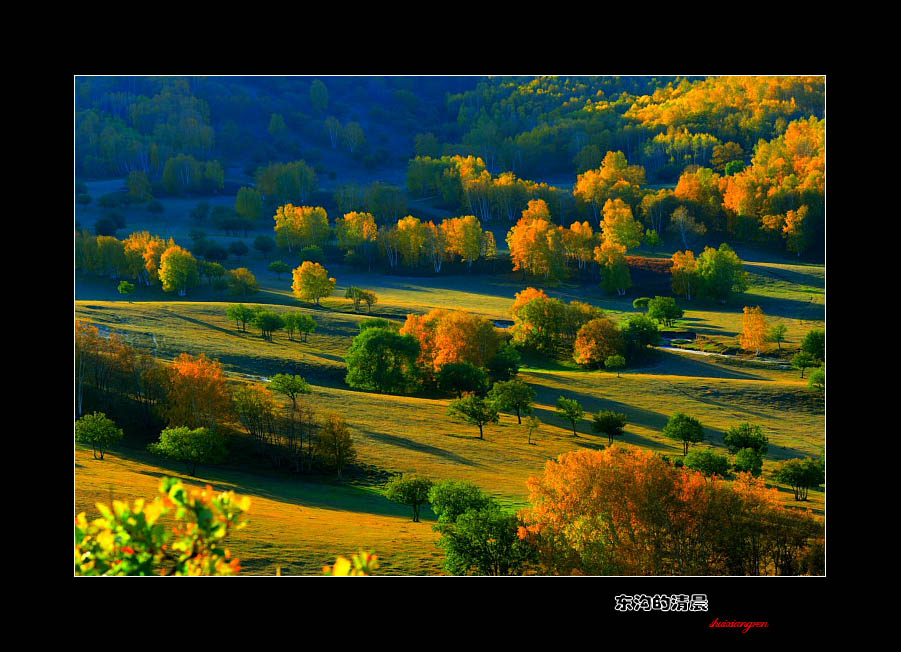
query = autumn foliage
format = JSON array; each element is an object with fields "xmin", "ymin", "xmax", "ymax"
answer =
[{"xmin": 518, "ymin": 446, "xmax": 822, "ymax": 576}]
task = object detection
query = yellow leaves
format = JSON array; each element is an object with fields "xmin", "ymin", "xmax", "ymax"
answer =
[{"xmin": 740, "ymin": 306, "xmax": 767, "ymax": 355}]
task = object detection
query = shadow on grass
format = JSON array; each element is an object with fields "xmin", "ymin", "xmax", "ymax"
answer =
[
  {"xmin": 648, "ymin": 351, "xmax": 770, "ymax": 381},
  {"xmin": 364, "ymin": 431, "xmax": 483, "ymax": 468}
]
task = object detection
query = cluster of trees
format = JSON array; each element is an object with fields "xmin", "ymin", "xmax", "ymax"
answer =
[
  {"xmin": 407, "ymin": 154, "xmax": 572, "ymax": 223},
  {"xmin": 510, "ymin": 287, "xmax": 659, "ymax": 369},
  {"xmin": 76, "ymin": 230, "xmax": 260, "ymax": 297},
  {"xmin": 518, "ymin": 446, "xmax": 823, "ymax": 575},
  {"xmin": 226, "ymin": 304, "xmax": 317, "ymax": 342},
  {"xmin": 272, "ymin": 203, "xmax": 499, "ymax": 274},
  {"xmin": 75, "ymin": 322, "xmax": 360, "ymax": 481},
  {"xmin": 233, "ymin": 377, "xmax": 357, "ymax": 479},
  {"xmin": 344, "ymin": 310, "xmax": 521, "ymax": 401},
  {"xmin": 75, "ymin": 79, "xmax": 217, "ymax": 179}
]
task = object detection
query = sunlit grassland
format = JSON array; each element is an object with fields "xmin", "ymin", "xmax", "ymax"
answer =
[
  {"xmin": 74, "ymin": 247, "xmax": 825, "ymax": 572},
  {"xmin": 75, "ymin": 445, "xmax": 442, "ymax": 575}
]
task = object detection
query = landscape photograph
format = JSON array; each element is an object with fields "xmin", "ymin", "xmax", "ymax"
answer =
[{"xmin": 73, "ymin": 74, "xmax": 826, "ymax": 580}]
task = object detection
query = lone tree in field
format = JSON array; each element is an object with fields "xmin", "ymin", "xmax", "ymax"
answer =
[
  {"xmin": 361, "ymin": 290, "xmax": 378, "ymax": 313},
  {"xmin": 792, "ymin": 351, "xmax": 817, "ymax": 378},
  {"xmin": 75, "ymin": 412, "xmax": 124, "ymax": 460},
  {"xmin": 147, "ymin": 426, "xmax": 227, "ymax": 476},
  {"xmin": 385, "ymin": 473, "xmax": 434, "ymax": 522},
  {"xmin": 448, "ymin": 395, "xmax": 499, "ymax": 440},
  {"xmin": 292, "ymin": 261, "xmax": 336, "ymax": 305},
  {"xmin": 227, "ymin": 304, "xmax": 258, "ymax": 332},
  {"xmin": 773, "ymin": 457, "xmax": 824, "ymax": 501},
  {"xmin": 556, "ymin": 397, "xmax": 584, "ymax": 437},
  {"xmin": 740, "ymin": 306, "xmax": 767, "ymax": 355},
  {"xmin": 766, "ymin": 323, "xmax": 788, "ymax": 351},
  {"xmin": 647, "ymin": 296, "xmax": 683, "ymax": 327},
  {"xmin": 592, "ymin": 410, "xmax": 627, "ymax": 445},
  {"xmin": 269, "ymin": 374, "xmax": 311, "ymax": 410},
  {"xmin": 487, "ymin": 379, "xmax": 535, "ymax": 424},
  {"xmin": 268, "ymin": 260, "xmax": 291, "ymax": 279},
  {"xmin": 663, "ymin": 411, "xmax": 705, "ymax": 455},
  {"xmin": 523, "ymin": 415, "xmax": 541, "ymax": 445},
  {"xmin": 605, "ymin": 354, "xmax": 626, "ymax": 377},
  {"xmin": 317, "ymin": 412, "xmax": 356, "ymax": 481},
  {"xmin": 724, "ymin": 422, "xmax": 769, "ymax": 455},
  {"xmin": 117, "ymin": 280, "xmax": 135, "ymax": 299}
]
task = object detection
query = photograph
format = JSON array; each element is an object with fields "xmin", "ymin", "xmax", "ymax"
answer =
[{"xmin": 73, "ymin": 75, "xmax": 826, "ymax": 589}]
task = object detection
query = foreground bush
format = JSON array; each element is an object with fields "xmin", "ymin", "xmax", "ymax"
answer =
[{"xmin": 75, "ymin": 477, "xmax": 250, "ymax": 576}]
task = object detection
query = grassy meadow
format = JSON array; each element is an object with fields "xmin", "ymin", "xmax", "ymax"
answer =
[{"xmin": 75, "ymin": 186, "xmax": 825, "ymax": 575}]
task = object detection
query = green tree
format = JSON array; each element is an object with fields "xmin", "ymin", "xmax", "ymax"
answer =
[
  {"xmin": 523, "ymin": 415, "xmax": 541, "ymax": 445},
  {"xmin": 773, "ymin": 457, "xmax": 824, "ymax": 501},
  {"xmin": 226, "ymin": 304, "xmax": 258, "ymax": 332},
  {"xmin": 269, "ymin": 374, "xmax": 311, "ymax": 410},
  {"xmin": 632, "ymin": 297, "xmax": 651, "ymax": 311},
  {"xmin": 556, "ymin": 397, "xmax": 584, "ymax": 437},
  {"xmin": 792, "ymin": 351, "xmax": 817, "ymax": 378},
  {"xmin": 647, "ymin": 296, "xmax": 684, "ymax": 327},
  {"xmin": 766, "ymin": 323, "xmax": 788, "ymax": 351},
  {"xmin": 623, "ymin": 313, "xmax": 660, "ymax": 360},
  {"xmin": 317, "ymin": 412, "xmax": 356, "ymax": 481},
  {"xmin": 487, "ymin": 379, "xmax": 535, "ymax": 424},
  {"xmin": 345, "ymin": 327, "xmax": 420, "ymax": 394},
  {"xmin": 268, "ymin": 260, "xmax": 291, "ymax": 279},
  {"xmin": 808, "ymin": 366, "xmax": 825, "ymax": 392},
  {"xmin": 252, "ymin": 310, "xmax": 285, "ymax": 340},
  {"xmin": 663, "ymin": 412, "xmax": 705, "ymax": 455},
  {"xmin": 147, "ymin": 426, "xmax": 227, "ymax": 476},
  {"xmin": 800, "ymin": 329, "xmax": 825, "ymax": 362},
  {"xmin": 724, "ymin": 422, "xmax": 769, "ymax": 455},
  {"xmin": 434, "ymin": 505, "xmax": 535, "ymax": 576},
  {"xmin": 438, "ymin": 363, "xmax": 489, "ymax": 398},
  {"xmin": 448, "ymin": 395, "xmax": 499, "ymax": 439},
  {"xmin": 117, "ymin": 280, "xmax": 135, "ymax": 299},
  {"xmin": 236, "ymin": 187, "xmax": 264, "ymax": 221},
  {"xmin": 385, "ymin": 473, "xmax": 434, "ymax": 522},
  {"xmin": 697, "ymin": 243, "xmax": 749, "ymax": 303},
  {"xmin": 684, "ymin": 449, "xmax": 730, "ymax": 477},
  {"xmin": 486, "ymin": 342, "xmax": 521, "ymax": 383},
  {"xmin": 254, "ymin": 235, "xmax": 275, "ymax": 256},
  {"xmin": 605, "ymin": 354, "xmax": 626, "ymax": 377},
  {"xmin": 75, "ymin": 412, "xmax": 124, "ymax": 460},
  {"xmin": 428, "ymin": 480, "xmax": 492, "ymax": 524},
  {"xmin": 592, "ymin": 410, "xmax": 627, "ymax": 445},
  {"xmin": 733, "ymin": 448, "xmax": 764, "ymax": 476}
]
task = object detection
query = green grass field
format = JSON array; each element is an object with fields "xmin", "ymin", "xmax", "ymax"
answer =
[{"xmin": 75, "ymin": 192, "xmax": 825, "ymax": 575}]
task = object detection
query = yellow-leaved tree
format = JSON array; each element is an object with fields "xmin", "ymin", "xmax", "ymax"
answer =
[
  {"xmin": 292, "ymin": 261, "xmax": 336, "ymax": 305},
  {"xmin": 740, "ymin": 306, "xmax": 767, "ymax": 356}
]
